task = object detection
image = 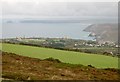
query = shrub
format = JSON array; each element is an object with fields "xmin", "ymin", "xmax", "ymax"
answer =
[{"xmin": 44, "ymin": 57, "xmax": 61, "ymax": 63}]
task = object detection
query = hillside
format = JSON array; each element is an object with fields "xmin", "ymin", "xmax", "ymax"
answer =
[
  {"xmin": 2, "ymin": 43, "xmax": 118, "ymax": 68},
  {"xmin": 1, "ymin": 51, "xmax": 120, "ymax": 80},
  {"xmin": 84, "ymin": 24, "xmax": 118, "ymax": 44}
]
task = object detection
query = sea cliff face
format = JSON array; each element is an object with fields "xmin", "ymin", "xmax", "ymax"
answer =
[{"xmin": 84, "ymin": 24, "xmax": 118, "ymax": 44}]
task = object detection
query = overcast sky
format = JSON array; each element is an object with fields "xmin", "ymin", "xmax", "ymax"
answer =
[
  {"xmin": 1, "ymin": 0, "xmax": 118, "ymax": 18},
  {"xmin": 0, "ymin": 0, "xmax": 118, "ymax": 39}
]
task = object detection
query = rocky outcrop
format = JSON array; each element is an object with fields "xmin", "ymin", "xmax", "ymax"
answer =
[{"xmin": 84, "ymin": 24, "xmax": 118, "ymax": 44}]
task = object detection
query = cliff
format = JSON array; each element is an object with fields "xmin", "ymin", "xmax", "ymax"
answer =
[{"xmin": 84, "ymin": 24, "xmax": 118, "ymax": 44}]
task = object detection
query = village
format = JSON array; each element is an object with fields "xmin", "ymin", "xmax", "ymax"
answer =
[{"xmin": 2, "ymin": 37, "xmax": 119, "ymax": 56}]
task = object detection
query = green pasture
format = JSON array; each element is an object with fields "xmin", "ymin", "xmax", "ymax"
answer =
[{"xmin": 1, "ymin": 43, "xmax": 119, "ymax": 68}]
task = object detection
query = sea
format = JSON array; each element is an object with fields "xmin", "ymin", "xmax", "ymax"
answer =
[{"xmin": 1, "ymin": 17, "xmax": 117, "ymax": 40}]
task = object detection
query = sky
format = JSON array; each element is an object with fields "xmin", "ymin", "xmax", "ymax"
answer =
[
  {"xmin": 0, "ymin": 0, "xmax": 118, "ymax": 39},
  {"xmin": 1, "ymin": 0, "xmax": 118, "ymax": 19}
]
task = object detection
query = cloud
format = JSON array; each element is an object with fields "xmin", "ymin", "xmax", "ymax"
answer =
[{"xmin": 2, "ymin": 1, "xmax": 118, "ymax": 18}]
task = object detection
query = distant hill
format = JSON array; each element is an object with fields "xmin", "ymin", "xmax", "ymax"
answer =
[
  {"xmin": 84, "ymin": 24, "xmax": 118, "ymax": 44},
  {"xmin": 20, "ymin": 19, "xmax": 83, "ymax": 23}
]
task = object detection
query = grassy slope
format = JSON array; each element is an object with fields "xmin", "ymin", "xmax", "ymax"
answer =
[
  {"xmin": 2, "ymin": 52, "xmax": 119, "ymax": 80},
  {"xmin": 1, "ymin": 43, "xmax": 119, "ymax": 68}
]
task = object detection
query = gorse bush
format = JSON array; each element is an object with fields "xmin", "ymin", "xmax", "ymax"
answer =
[{"xmin": 44, "ymin": 57, "xmax": 61, "ymax": 63}]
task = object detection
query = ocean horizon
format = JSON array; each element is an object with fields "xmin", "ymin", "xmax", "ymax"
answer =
[{"xmin": 2, "ymin": 18, "xmax": 117, "ymax": 40}]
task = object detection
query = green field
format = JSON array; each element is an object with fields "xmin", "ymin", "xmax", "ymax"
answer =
[{"xmin": 1, "ymin": 43, "xmax": 119, "ymax": 68}]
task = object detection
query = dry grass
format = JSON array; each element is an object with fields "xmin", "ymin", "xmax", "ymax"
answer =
[{"xmin": 1, "ymin": 51, "xmax": 120, "ymax": 80}]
